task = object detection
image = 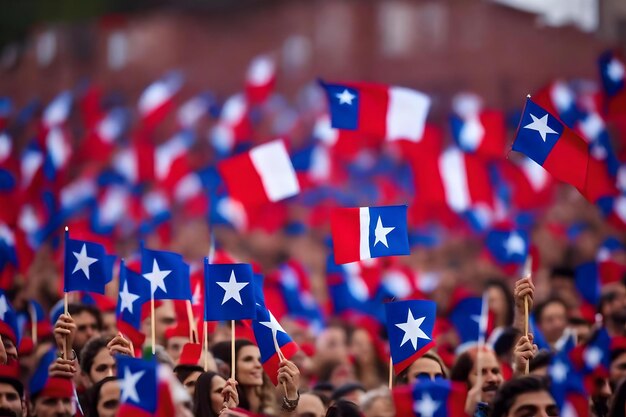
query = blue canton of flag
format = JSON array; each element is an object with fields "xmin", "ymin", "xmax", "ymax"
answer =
[
  {"xmin": 64, "ymin": 234, "xmax": 112, "ymax": 295},
  {"xmin": 485, "ymin": 229, "xmax": 529, "ymax": 266},
  {"xmin": 319, "ymin": 82, "xmax": 359, "ymax": 130},
  {"xmin": 598, "ymin": 51, "xmax": 625, "ymax": 98},
  {"xmin": 549, "ymin": 347, "xmax": 588, "ymax": 417},
  {"xmin": 116, "ymin": 355, "xmax": 158, "ymax": 413},
  {"xmin": 449, "ymin": 297, "xmax": 485, "ymax": 350},
  {"xmin": 117, "ymin": 261, "xmax": 151, "ymax": 330},
  {"xmin": 204, "ymin": 262, "xmax": 256, "ymax": 321},
  {"xmin": 393, "ymin": 379, "xmax": 468, "ymax": 417},
  {"xmin": 141, "ymin": 247, "xmax": 191, "ymax": 300},
  {"xmin": 367, "ymin": 206, "xmax": 410, "ymax": 259},
  {"xmin": 385, "ymin": 299, "xmax": 436, "ymax": 373}
]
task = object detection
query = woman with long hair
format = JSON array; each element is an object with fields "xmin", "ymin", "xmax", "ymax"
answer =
[{"xmin": 192, "ymin": 371, "xmax": 239, "ymax": 417}]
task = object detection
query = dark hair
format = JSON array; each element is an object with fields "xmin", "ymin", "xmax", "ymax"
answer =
[
  {"xmin": 68, "ymin": 303, "xmax": 103, "ymax": 330},
  {"xmin": 485, "ymin": 279, "xmax": 515, "ymax": 327},
  {"xmin": 550, "ymin": 267, "xmax": 575, "ymax": 280},
  {"xmin": 175, "ymin": 365, "xmax": 205, "ymax": 385},
  {"xmin": 80, "ymin": 335, "xmax": 113, "ymax": 375},
  {"xmin": 533, "ymin": 297, "xmax": 567, "ymax": 324},
  {"xmin": 331, "ymin": 383, "xmax": 365, "ymax": 402},
  {"xmin": 450, "ymin": 348, "xmax": 478, "ymax": 383},
  {"xmin": 192, "ymin": 371, "xmax": 221, "ymax": 417},
  {"xmin": 490, "ymin": 376, "xmax": 552, "ymax": 417},
  {"xmin": 609, "ymin": 378, "xmax": 626, "ymax": 417},
  {"xmin": 325, "ymin": 400, "xmax": 361, "ymax": 417},
  {"xmin": 85, "ymin": 376, "xmax": 117, "ymax": 417},
  {"xmin": 529, "ymin": 350, "xmax": 552, "ymax": 373}
]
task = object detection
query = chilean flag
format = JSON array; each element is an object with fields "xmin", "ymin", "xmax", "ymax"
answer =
[
  {"xmin": 218, "ymin": 139, "xmax": 300, "ymax": 206},
  {"xmin": 319, "ymin": 80, "xmax": 431, "ymax": 143},
  {"xmin": 449, "ymin": 109, "xmax": 506, "ymax": 160},
  {"xmin": 511, "ymin": 97, "xmax": 610, "ymax": 203},
  {"xmin": 211, "ymin": 94, "xmax": 252, "ymax": 156},
  {"xmin": 43, "ymin": 127, "xmax": 72, "ymax": 181},
  {"xmin": 330, "ymin": 205, "xmax": 409, "ymax": 264},
  {"xmin": 245, "ymin": 55, "xmax": 276, "ymax": 105},
  {"xmin": 385, "ymin": 299, "xmax": 436, "ymax": 373},
  {"xmin": 138, "ymin": 73, "xmax": 182, "ymax": 132},
  {"xmin": 550, "ymin": 349, "xmax": 590, "ymax": 417},
  {"xmin": 598, "ymin": 50, "xmax": 626, "ymax": 117},
  {"xmin": 497, "ymin": 157, "xmax": 554, "ymax": 211},
  {"xmin": 0, "ymin": 132, "xmax": 17, "ymax": 191},
  {"xmin": 392, "ymin": 378, "xmax": 468, "ymax": 417},
  {"xmin": 484, "ymin": 228, "xmax": 529, "ymax": 272}
]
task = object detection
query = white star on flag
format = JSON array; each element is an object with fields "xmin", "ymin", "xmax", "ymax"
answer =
[
  {"xmin": 120, "ymin": 367, "xmax": 144, "ymax": 403},
  {"xmin": 395, "ymin": 309, "xmax": 431, "ymax": 350},
  {"xmin": 584, "ymin": 346, "xmax": 603, "ymax": 368},
  {"xmin": 374, "ymin": 216, "xmax": 395, "ymax": 248},
  {"xmin": 0, "ymin": 295, "xmax": 8, "ymax": 321},
  {"xmin": 550, "ymin": 361, "xmax": 568, "ymax": 383},
  {"xmin": 192, "ymin": 283, "xmax": 202, "ymax": 306},
  {"xmin": 336, "ymin": 89, "xmax": 356, "ymax": 105},
  {"xmin": 119, "ymin": 281, "xmax": 141, "ymax": 314},
  {"xmin": 72, "ymin": 244, "xmax": 98, "ymax": 279},
  {"xmin": 608, "ymin": 58, "xmax": 625, "ymax": 83},
  {"xmin": 523, "ymin": 113, "xmax": 557, "ymax": 142},
  {"xmin": 504, "ymin": 232, "xmax": 525, "ymax": 256},
  {"xmin": 414, "ymin": 392, "xmax": 440, "ymax": 417},
  {"xmin": 259, "ymin": 311, "xmax": 287, "ymax": 349},
  {"xmin": 142, "ymin": 259, "xmax": 171, "ymax": 294},
  {"xmin": 216, "ymin": 270, "xmax": 249, "ymax": 305}
]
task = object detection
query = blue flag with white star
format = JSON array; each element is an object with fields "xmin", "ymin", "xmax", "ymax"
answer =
[
  {"xmin": 117, "ymin": 260, "xmax": 151, "ymax": 330},
  {"xmin": 116, "ymin": 355, "xmax": 158, "ymax": 413},
  {"xmin": 64, "ymin": 232, "xmax": 113, "ymax": 294},
  {"xmin": 141, "ymin": 247, "xmax": 191, "ymax": 301},
  {"xmin": 0, "ymin": 289, "xmax": 21, "ymax": 347},
  {"xmin": 204, "ymin": 261, "xmax": 256, "ymax": 321},
  {"xmin": 385, "ymin": 299, "xmax": 436, "ymax": 373},
  {"xmin": 485, "ymin": 228, "xmax": 529, "ymax": 270}
]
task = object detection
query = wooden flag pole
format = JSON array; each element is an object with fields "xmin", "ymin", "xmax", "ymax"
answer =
[
  {"xmin": 150, "ymin": 293, "xmax": 156, "ymax": 356},
  {"xmin": 203, "ymin": 321, "xmax": 209, "ymax": 371},
  {"xmin": 29, "ymin": 302, "xmax": 37, "ymax": 346},
  {"xmin": 63, "ymin": 292, "xmax": 69, "ymax": 359},
  {"xmin": 523, "ymin": 256, "xmax": 532, "ymax": 375},
  {"xmin": 388, "ymin": 357, "xmax": 393, "ymax": 389},
  {"xmin": 231, "ymin": 320, "xmax": 236, "ymax": 380}
]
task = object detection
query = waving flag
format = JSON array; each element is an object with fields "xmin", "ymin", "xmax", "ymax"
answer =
[
  {"xmin": 64, "ymin": 234, "xmax": 113, "ymax": 295},
  {"xmin": 385, "ymin": 299, "xmax": 436, "ymax": 373},
  {"xmin": 116, "ymin": 355, "xmax": 158, "ymax": 413},
  {"xmin": 450, "ymin": 109, "xmax": 506, "ymax": 160},
  {"xmin": 598, "ymin": 50, "xmax": 626, "ymax": 117},
  {"xmin": 138, "ymin": 72, "xmax": 182, "ymax": 132},
  {"xmin": 42, "ymin": 127, "xmax": 72, "ymax": 181},
  {"xmin": 0, "ymin": 132, "xmax": 17, "ymax": 191},
  {"xmin": 511, "ymin": 97, "xmax": 600, "ymax": 201},
  {"xmin": 117, "ymin": 261, "xmax": 150, "ymax": 337},
  {"xmin": 449, "ymin": 296, "xmax": 492, "ymax": 352},
  {"xmin": 550, "ymin": 348, "xmax": 590, "ymax": 417},
  {"xmin": 245, "ymin": 55, "xmax": 276, "ymax": 104},
  {"xmin": 0, "ymin": 290, "xmax": 20, "ymax": 347},
  {"xmin": 331, "ymin": 205, "xmax": 410, "ymax": 264},
  {"xmin": 393, "ymin": 379, "xmax": 468, "ymax": 417},
  {"xmin": 570, "ymin": 327, "xmax": 612, "ymax": 393},
  {"xmin": 218, "ymin": 139, "xmax": 300, "ymax": 206},
  {"xmin": 319, "ymin": 80, "xmax": 431, "ymax": 143},
  {"xmin": 484, "ymin": 228, "xmax": 529, "ymax": 272},
  {"xmin": 204, "ymin": 262, "xmax": 256, "ymax": 321},
  {"xmin": 141, "ymin": 248, "xmax": 191, "ymax": 301}
]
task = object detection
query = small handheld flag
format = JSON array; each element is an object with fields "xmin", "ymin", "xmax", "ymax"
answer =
[
  {"xmin": 64, "ymin": 232, "xmax": 112, "ymax": 295},
  {"xmin": 204, "ymin": 263, "xmax": 256, "ymax": 321},
  {"xmin": 392, "ymin": 379, "xmax": 468, "ymax": 417},
  {"xmin": 385, "ymin": 299, "xmax": 436, "ymax": 374},
  {"xmin": 141, "ymin": 247, "xmax": 192, "ymax": 300},
  {"xmin": 116, "ymin": 355, "xmax": 158, "ymax": 413},
  {"xmin": 331, "ymin": 205, "xmax": 410, "ymax": 264}
]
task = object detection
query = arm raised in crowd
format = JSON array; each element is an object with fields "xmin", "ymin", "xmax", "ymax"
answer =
[{"xmin": 513, "ymin": 278, "xmax": 535, "ymax": 337}]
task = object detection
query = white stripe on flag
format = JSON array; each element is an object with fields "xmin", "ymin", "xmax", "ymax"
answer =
[
  {"xmin": 387, "ymin": 87, "xmax": 431, "ymax": 142},
  {"xmin": 439, "ymin": 148, "xmax": 470, "ymax": 212},
  {"xmin": 359, "ymin": 207, "xmax": 371, "ymax": 260},
  {"xmin": 249, "ymin": 140, "xmax": 300, "ymax": 202}
]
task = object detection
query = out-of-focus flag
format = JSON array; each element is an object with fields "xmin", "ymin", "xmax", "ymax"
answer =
[
  {"xmin": 330, "ymin": 205, "xmax": 409, "ymax": 264},
  {"xmin": 204, "ymin": 262, "xmax": 256, "ymax": 321},
  {"xmin": 484, "ymin": 228, "xmax": 529, "ymax": 273},
  {"xmin": 138, "ymin": 73, "xmax": 182, "ymax": 132},
  {"xmin": 550, "ymin": 348, "xmax": 590, "ymax": 417},
  {"xmin": 117, "ymin": 260, "xmax": 150, "ymax": 347},
  {"xmin": 598, "ymin": 50, "xmax": 626, "ymax": 117},
  {"xmin": 385, "ymin": 299, "xmax": 436, "ymax": 373},
  {"xmin": 210, "ymin": 94, "xmax": 252, "ymax": 156},
  {"xmin": 218, "ymin": 139, "xmax": 300, "ymax": 206},
  {"xmin": 0, "ymin": 132, "xmax": 17, "ymax": 192},
  {"xmin": 448, "ymin": 295, "xmax": 493, "ymax": 352},
  {"xmin": 245, "ymin": 55, "xmax": 276, "ymax": 105},
  {"xmin": 42, "ymin": 127, "xmax": 72, "ymax": 181},
  {"xmin": 0, "ymin": 289, "xmax": 21, "ymax": 348},
  {"xmin": 141, "ymin": 248, "xmax": 191, "ymax": 301},
  {"xmin": 64, "ymin": 234, "xmax": 113, "ymax": 295},
  {"xmin": 392, "ymin": 378, "xmax": 468, "ymax": 416},
  {"xmin": 116, "ymin": 355, "xmax": 158, "ymax": 413},
  {"xmin": 319, "ymin": 80, "xmax": 430, "ymax": 143}
]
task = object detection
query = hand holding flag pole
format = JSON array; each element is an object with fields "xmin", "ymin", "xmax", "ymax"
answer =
[{"xmin": 522, "ymin": 255, "xmax": 532, "ymax": 375}]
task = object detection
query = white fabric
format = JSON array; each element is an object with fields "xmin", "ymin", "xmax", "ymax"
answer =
[
  {"xmin": 439, "ymin": 148, "xmax": 470, "ymax": 212},
  {"xmin": 387, "ymin": 87, "xmax": 430, "ymax": 142},
  {"xmin": 249, "ymin": 140, "xmax": 300, "ymax": 202},
  {"xmin": 358, "ymin": 207, "xmax": 371, "ymax": 260}
]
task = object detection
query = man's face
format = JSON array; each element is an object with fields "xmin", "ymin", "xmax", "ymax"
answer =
[
  {"xmin": 538, "ymin": 302, "xmax": 567, "ymax": 344},
  {"xmin": 88, "ymin": 348, "xmax": 116, "ymax": 385},
  {"xmin": 0, "ymin": 337, "xmax": 17, "ymax": 364},
  {"xmin": 610, "ymin": 351, "xmax": 626, "ymax": 386},
  {"xmin": 605, "ymin": 285, "xmax": 626, "ymax": 326},
  {"xmin": 0, "ymin": 382, "xmax": 24, "ymax": 417},
  {"xmin": 505, "ymin": 391, "xmax": 558, "ymax": 417},
  {"xmin": 31, "ymin": 396, "xmax": 73, "ymax": 417},
  {"xmin": 468, "ymin": 351, "xmax": 503, "ymax": 404},
  {"xmin": 73, "ymin": 312, "xmax": 100, "ymax": 351},
  {"xmin": 165, "ymin": 336, "xmax": 188, "ymax": 364}
]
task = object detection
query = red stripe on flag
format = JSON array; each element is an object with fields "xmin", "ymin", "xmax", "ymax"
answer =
[
  {"xmin": 330, "ymin": 207, "xmax": 362, "ymax": 264},
  {"xmin": 218, "ymin": 152, "xmax": 269, "ymax": 206}
]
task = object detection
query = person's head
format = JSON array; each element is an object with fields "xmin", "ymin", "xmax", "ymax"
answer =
[
  {"xmin": 175, "ymin": 365, "xmax": 205, "ymax": 398},
  {"xmin": 485, "ymin": 279, "xmax": 515, "ymax": 328},
  {"xmin": 325, "ymin": 400, "xmax": 361, "ymax": 417},
  {"xmin": 490, "ymin": 376, "xmax": 558, "ymax": 417},
  {"xmin": 165, "ymin": 336, "xmax": 190, "ymax": 365},
  {"xmin": 608, "ymin": 378, "xmax": 626, "ymax": 417},
  {"xmin": 349, "ymin": 328, "xmax": 377, "ymax": 365},
  {"xmin": 0, "ymin": 365, "xmax": 25, "ymax": 417},
  {"xmin": 212, "ymin": 340, "xmax": 263, "ymax": 387},
  {"xmin": 67, "ymin": 303, "xmax": 103, "ymax": 352},
  {"xmin": 568, "ymin": 317, "xmax": 591, "ymax": 345},
  {"xmin": 80, "ymin": 335, "xmax": 115, "ymax": 387},
  {"xmin": 296, "ymin": 392, "xmax": 327, "ymax": 417},
  {"xmin": 0, "ymin": 335, "xmax": 16, "ymax": 366},
  {"xmin": 29, "ymin": 377, "xmax": 75, "ymax": 417},
  {"xmin": 360, "ymin": 388, "xmax": 393, "ymax": 417},
  {"xmin": 529, "ymin": 350, "xmax": 552, "ymax": 376},
  {"xmin": 534, "ymin": 297, "xmax": 568, "ymax": 345},
  {"xmin": 549, "ymin": 267, "xmax": 578, "ymax": 307},
  {"xmin": 450, "ymin": 347, "xmax": 502, "ymax": 404},
  {"xmin": 600, "ymin": 283, "xmax": 626, "ymax": 333},
  {"xmin": 396, "ymin": 351, "xmax": 448, "ymax": 385},
  {"xmin": 86, "ymin": 376, "xmax": 120, "ymax": 417},
  {"xmin": 331, "ymin": 383, "xmax": 365, "ymax": 405},
  {"xmin": 315, "ymin": 324, "xmax": 349, "ymax": 368},
  {"xmin": 610, "ymin": 340, "xmax": 626, "ymax": 388},
  {"xmin": 100, "ymin": 311, "xmax": 117, "ymax": 338},
  {"xmin": 317, "ymin": 360, "xmax": 357, "ymax": 389},
  {"xmin": 192, "ymin": 371, "xmax": 228, "ymax": 417}
]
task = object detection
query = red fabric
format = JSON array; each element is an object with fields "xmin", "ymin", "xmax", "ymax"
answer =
[
  {"xmin": 38, "ymin": 377, "xmax": 74, "ymax": 399},
  {"xmin": 329, "ymin": 207, "xmax": 362, "ymax": 264}
]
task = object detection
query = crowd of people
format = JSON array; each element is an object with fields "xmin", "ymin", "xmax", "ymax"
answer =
[{"xmin": 1, "ymin": 47, "xmax": 626, "ymax": 417}]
